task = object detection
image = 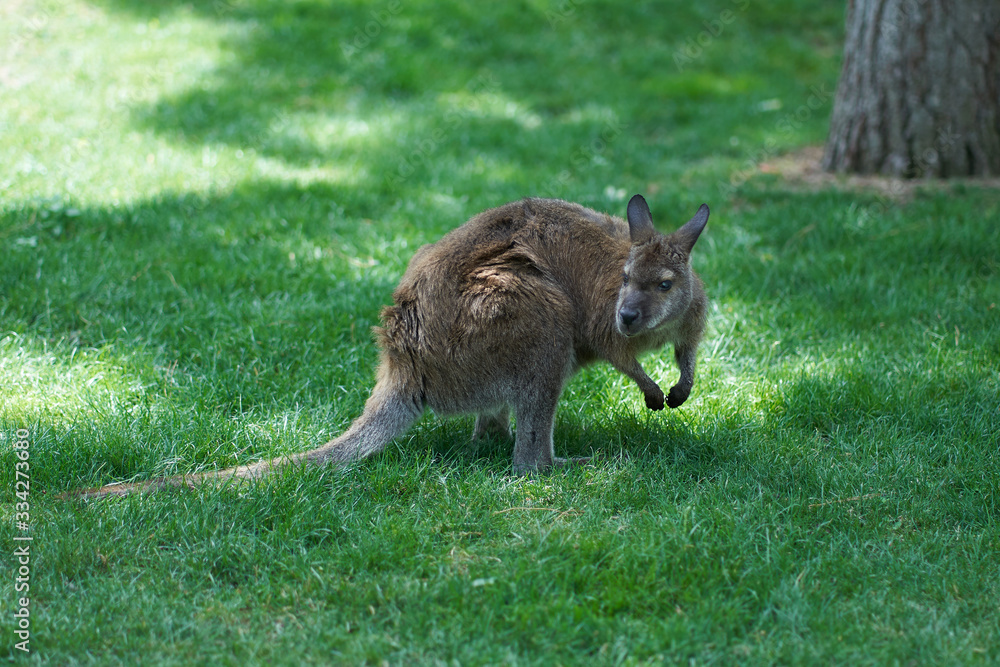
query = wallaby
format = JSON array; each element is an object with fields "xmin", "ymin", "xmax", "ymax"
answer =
[{"xmin": 71, "ymin": 194, "xmax": 709, "ymax": 498}]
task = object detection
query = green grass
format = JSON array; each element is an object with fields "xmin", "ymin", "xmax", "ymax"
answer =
[{"xmin": 2, "ymin": 0, "xmax": 998, "ymax": 663}]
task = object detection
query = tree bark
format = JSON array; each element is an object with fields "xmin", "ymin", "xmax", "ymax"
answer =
[{"xmin": 823, "ymin": 0, "xmax": 1000, "ymax": 178}]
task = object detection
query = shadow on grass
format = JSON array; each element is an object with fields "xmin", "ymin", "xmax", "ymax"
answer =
[
  {"xmin": 2, "ymin": 181, "xmax": 396, "ymax": 337},
  {"xmin": 82, "ymin": 0, "xmax": 845, "ymax": 207}
]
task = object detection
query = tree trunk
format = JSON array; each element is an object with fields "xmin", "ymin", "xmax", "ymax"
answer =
[{"xmin": 823, "ymin": 0, "xmax": 1000, "ymax": 178}]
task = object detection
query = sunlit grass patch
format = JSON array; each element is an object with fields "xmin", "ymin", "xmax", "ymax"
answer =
[{"xmin": 0, "ymin": 334, "xmax": 153, "ymax": 424}]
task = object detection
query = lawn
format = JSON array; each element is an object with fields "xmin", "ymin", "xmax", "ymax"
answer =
[{"xmin": 2, "ymin": 0, "xmax": 998, "ymax": 664}]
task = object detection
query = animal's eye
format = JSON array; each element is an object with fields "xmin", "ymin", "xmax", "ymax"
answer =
[
  {"xmin": 659, "ymin": 280, "xmax": 673, "ymax": 291},
  {"xmin": 622, "ymin": 273, "xmax": 630, "ymax": 286}
]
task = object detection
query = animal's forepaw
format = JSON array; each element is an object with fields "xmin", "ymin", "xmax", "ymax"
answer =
[
  {"xmin": 666, "ymin": 385, "xmax": 689, "ymax": 408},
  {"xmin": 644, "ymin": 388, "xmax": 665, "ymax": 411}
]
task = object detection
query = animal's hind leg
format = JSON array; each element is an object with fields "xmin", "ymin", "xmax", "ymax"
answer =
[
  {"xmin": 511, "ymin": 389, "xmax": 560, "ymax": 475},
  {"xmin": 469, "ymin": 408, "xmax": 511, "ymax": 459},
  {"xmin": 509, "ymin": 389, "xmax": 591, "ymax": 474},
  {"xmin": 508, "ymin": 340, "xmax": 581, "ymax": 474},
  {"xmin": 472, "ymin": 408, "xmax": 511, "ymax": 442}
]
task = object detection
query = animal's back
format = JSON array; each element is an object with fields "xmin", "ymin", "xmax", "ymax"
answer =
[
  {"xmin": 405, "ymin": 198, "xmax": 628, "ymax": 288},
  {"xmin": 374, "ymin": 198, "xmax": 630, "ymax": 416}
]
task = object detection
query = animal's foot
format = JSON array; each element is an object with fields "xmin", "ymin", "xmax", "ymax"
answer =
[
  {"xmin": 666, "ymin": 384, "xmax": 690, "ymax": 409},
  {"xmin": 644, "ymin": 387, "xmax": 665, "ymax": 411}
]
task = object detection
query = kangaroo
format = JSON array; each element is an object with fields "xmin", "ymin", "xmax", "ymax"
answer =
[{"xmin": 71, "ymin": 194, "xmax": 709, "ymax": 498}]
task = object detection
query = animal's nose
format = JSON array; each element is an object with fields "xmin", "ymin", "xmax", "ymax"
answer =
[{"xmin": 619, "ymin": 307, "xmax": 640, "ymax": 328}]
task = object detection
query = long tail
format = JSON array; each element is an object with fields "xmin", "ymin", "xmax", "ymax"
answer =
[{"xmin": 66, "ymin": 382, "xmax": 422, "ymax": 500}]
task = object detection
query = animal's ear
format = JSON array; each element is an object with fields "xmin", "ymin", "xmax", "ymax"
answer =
[
  {"xmin": 626, "ymin": 194, "xmax": 655, "ymax": 243},
  {"xmin": 672, "ymin": 204, "xmax": 709, "ymax": 254}
]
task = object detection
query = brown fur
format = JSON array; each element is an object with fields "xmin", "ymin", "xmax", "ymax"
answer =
[{"xmin": 69, "ymin": 195, "xmax": 709, "ymax": 498}]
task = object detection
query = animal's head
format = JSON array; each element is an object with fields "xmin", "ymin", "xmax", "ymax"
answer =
[{"xmin": 616, "ymin": 195, "xmax": 709, "ymax": 337}]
